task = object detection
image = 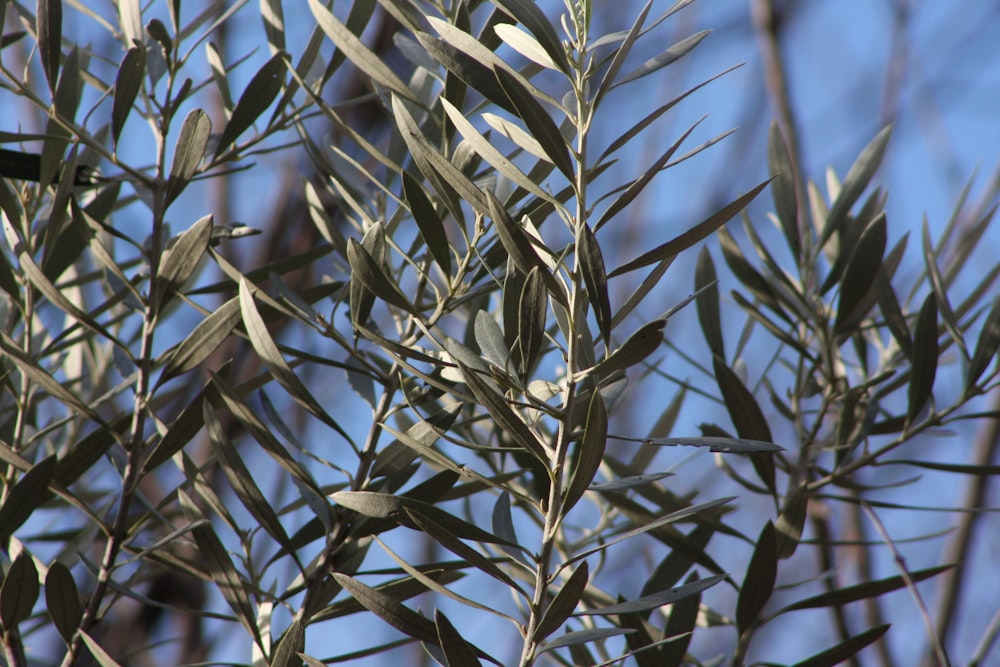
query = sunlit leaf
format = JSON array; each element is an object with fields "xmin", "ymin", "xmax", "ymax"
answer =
[
  {"xmin": 333, "ymin": 573, "xmax": 440, "ymax": 643},
  {"xmin": 167, "ymin": 109, "xmax": 211, "ymax": 205},
  {"xmin": 491, "ymin": 0, "xmax": 570, "ymax": 73},
  {"xmin": 613, "ymin": 30, "xmax": 709, "ymax": 89},
  {"xmin": 563, "ymin": 391, "xmax": 607, "ymax": 515}
]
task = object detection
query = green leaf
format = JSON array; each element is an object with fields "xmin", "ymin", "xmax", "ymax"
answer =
[
  {"xmin": 332, "ymin": 573, "xmax": 440, "ymax": 644},
  {"xmin": 768, "ymin": 121, "xmax": 800, "ymax": 256},
  {"xmin": 491, "ymin": 492, "xmax": 529, "ymax": 566},
  {"xmin": 402, "ymin": 171, "xmax": 451, "ymax": 277},
  {"xmin": 579, "ymin": 222, "xmax": 613, "ymax": 347},
  {"xmin": 774, "ymin": 565, "xmax": 953, "ymax": 616},
  {"xmin": 922, "ymin": 220, "xmax": 968, "ymax": 360},
  {"xmin": 613, "ymin": 30, "xmax": 710, "ymax": 89},
  {"xmin": 790, "ymin": 625, "xmax": 890, "ymax": 667},
  {"xmin": 0, "ymin": 455, "xmax": 56, "ymax": 548},
  {"xmin": 736, "ymin": 521, "xmax": 777, "ymax": 633},
  {"xmin": 563, "ymin": 391, "xmax": 607, "ymax": 515},
  {"xmin": 308, "ymin": 0, "xmax": 418, "ymax": 104},
  {"xmin": 45, "ymin": 561, "xmax": 82, "ymax": 643},
  {"xmin": 533, "ymin": 561, "xmax": 589, "ymax": 642},
  {"xmin": 158, "ymin": 296, "xmax": 241, "ymax": 385},
  {"xmin": 695, "ymin": 246, "xmax": 723, "ymax": 357},
  {"xmin": 0, "ymin": 551, "xmax": 39, "ymax": 628},
  {"xmin": 907, "ymin": 293, "xmax": 938, "ymax": 425},
  {"xmin": 834, "ymin": 212, "xmax": 887, "ymax": 334},
  {"xmin": 435, "ymin": 609, "xmax": 483, "ymax": 667},
  {"xmin": 816, "ymin": 126, "xmax": 892, "ymax": 252},
  {"xmin": 713, "ymin": 356, "xmax": 775, "ymax": 492},
  {"xmin": 609, "ymin": 180, "xmax": 770, "ymax": 276},
  {"xmin": 659, "ymin": 571, "xmax": 702, "ymax": 666},
  {"xmin": 80, "ymin": 630, "xmax": 125, "ymax": 667},
  {"xmin": 214, "ymin": 51, "xmax": 288, "ymax": 158},
  {"xmin": 270, "ymin": 618, "xmax": 305, "ymax": 667},
  {"xmin": 967, "ymin": 297, "xmax": 1000, "ymax": 394},
  {"xmin": 38, "ymin": 0, "xmax": 62, "ymax": 92},
  {"xmin": 586, "ymin": 319, "xmax": 665, "ymax": 380},
  {"xmin": 491, "ymin": 0, "xmax": 570, "ymax": 73},
  {"xmin": 539, "ymin": 627, "xmax": 635, "ymax": 653},
  {"xmin": 154, "ymin": 214, "xmax": 213, "ymax": 309},
  {"xmin": 346, "ymin": 237, "xmax": 416, "ymax": 313},
  {"xmin": 592, "ymin": 0, "xmax": 654, "ymax": 109},
  {"xmin": 578, "ymin": 573, "xmax": 724, "ymax": 616},
  {"xmin": 166, "ymin": 109, "xmax": 211, "ymax": 205},
  {"xmin": 775, "ymin": 482, "xmax": 808, "ymax": 559},
  {"xmin": 487, "ymin": 191, "xmax": 565, "ymax": 304},
  {"xmin": 112, "ymin": 44, "xmax": 146, "ymax": 148},
  {"xmin": 493, "ymin": 65, "xmax": 574, "ymax": 182},
  {"xmin": 515, "ymin": 267, "xmax": 547, "ymax": 378}
]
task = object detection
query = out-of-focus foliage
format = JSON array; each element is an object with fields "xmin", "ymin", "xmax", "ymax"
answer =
[{"xmin": 0, "ymin": 1, "xmax": 997, "ymax": 666}]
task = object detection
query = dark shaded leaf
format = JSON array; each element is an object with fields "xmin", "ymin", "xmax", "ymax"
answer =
[
  {"xmin": 713, "ymin": 356, "xmax": 775, "ymax": 492},
  {"xmin": 154, "ymin": 214, "xmax": 213, "ymax": 309},
  {"xmin": 488, "ymin": 190, "xmax": 564, "ymax": 304},
  {"xmin": 695, "ymin": 246, "xmax": 723, "ymax": 357},
  {"xmin": 834, "ymin": 213, "xmax": 886, "ymax": 334},
  {"xmin": 38, "ymin": 0, "xmax": 62, "ymax": 92},
  {"xmin": 967, "ymin": 297, "xmax": 1000, "ymax": 395},
  {"xmin": 347, "ymin": 238, "xmax": 415, "ymax": 313},
  {"xmin": 533, "ymin": 561, "xmax": 589, "ymax": 642},
  {"xmin": 214, "ymin": 51, "xmax": 288, "ymax": 157},
  {"xmin": 579, "ymin": 574, "xmax": 724, "ymax": 616},
  {"xmin": 515, "ymin": 267, "xmax": 547, "ymax": 377},
  {"xmin": 158, "ymin": 296, "xmax": 240, "ymax": 385},
  {"xmin": 0, "ymin": 455, "xmax": 56, "ymax": 548},
  {"xmin": 923, "ymin": 220, "xmax": 967, "ymax": 359},
  {"xmin": 45, "ymin": 561, "xmax": 82, "ymax": 643},
  {"xmin": 491, "ymin": 492, "xmax": 529, "ymax": 566},
  {"xmin": 587, "ymin": 319, "xmax": 665, "ymax": 379},
  {"xmin": 790, "ymin": 625, "xmax": 891, "ymax": 667},
  {"xmin": 112, "ymin": 45, "xmax": 146, "ymax": 148},
  {"xmin": 775, "ymin": 482, "xmax": 808, "ymax": 559},
  {"xmin": 609, "ymin": 180, "xmax": 769, "ymax": 277},
  {"xmin": 907, "ymin": 293, "xmax": 938, "ymax": 425},
  {"xmin": 436, "ymin": 609, "xmax": 483, "ymax": 667},
  {"xmin": 775, "ymin": 564, "xmax": 952, "ymax": 616},
  {"xmin": 579, "ymin": 222, "xmax": 613, "ymax": 347},
  {"xmin": 563, "ymin": 392, "xmax": 607, "ymax": 515},
  {"xmin": 333, "ymin": 573, "xmax": 439, "ymax": 644},
  {"xmin": 736, "ymin": 521, "xmax": 777, "ymax": 633},
  {"xmin": 403, "ymin": 171, "xmax": 451, "ymax": 276},
  {"xmin": 166, "ymin": 109, "xmax": 211, "ymax": 205},
  {"xmin": 876, "ymin": 264, "xmax": 913, "ymax": 358},
  {"xmin": 659, "ymin": 571, "xmax": 703, "ymax": 667},
  {"xmin": 270, "ymin": 618, "xmax": 305, "ymax": 667},
  {"xmin": 493, "ymin": 65, "xmax": 574, "ymax": 181},
  {"xmin": 0, "ymin": 551, "xmax": 39, "ymax": 628}
]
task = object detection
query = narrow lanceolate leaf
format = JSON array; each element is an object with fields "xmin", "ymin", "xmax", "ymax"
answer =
[
  {"xmin": 203, "ymin": 402, "xmax": 299, "ymax": 567},
  {"xmin": 967, "ymin": 297, "xmax": 1000, "ymax": 395},
  {"xmin": 491, "ymin": 0, "xmax": 570, "ymax": 73},
  {"xmin": 488, "ymin": 191, "xmax": 565, "ymax": 305},
  {"xmin": 308, "ymin": 0, "xmax": 419, "ymax": 104},
  {"xmin": 239, "ymin": 278, "xmax": 353, "ymax": 443},
  {"xmin": 660, "ymin": 572, "xmax": 702, "ymax": 666},
  {"xmin": 154, "ymin": 214, "xmax": 213, "ymax": 308},
  {"xmin": 768, "ymin": 121, "xmax": 800, "ymax": 256},
  {"xmin": 579, "ymin": 222, "xmax": 612, "ymax": 347},
  {"xmin": 457, "ymin": 361, "xmax": 549, "ymax": 463},
  {"xmin": 214, "ymin": 51, "xmax": 288, "ymax": 158},
  {"xmin": 45, "ymin": 561, "xmax": 82, "ymax": 642},
  {"xmin": 539, "ymin": 627, "xmax": 635, "ymax": 653},
  {"xmin": 907, "ymin": 293, "xmax": 938, "ymax": 425},
  {"xmin": 416, "ymin": 29, "xmax": 519, "ymax": 117},
  {"xmin": 0, "ymin": 551, "xmax": 39, "ymax": 628},
  {"xmin": 491, "ymin": 492, "xmax": 529, "ymax": 566},
  {"xmin": 80, "ymin": 631, "xmax": 125, "ymax": 667},
  {"xmin": 402, "ymin": 171, "xmax": 451, "ymax": 277},
  {"xmin": 179, "ymin": 490, "xmax": 262, "ymax": 646},
  {"xmin": 609, "ymin": 180, "xmax": 770, "ymax": 277},
  {"xmin": 834, "ymin": 213, "xmax": 887, "ymax": 334},
  {"xmin": 333, "ymin": 573, "xmax": 439, "ymax": 644},
  {"xmin": 922, "ymin": 221, "xmax": 967, "ymax": 359},
  {"xmin": 533, "ymin": 562, "xmax": 589, "ymax": 642},
  {"xmin": 346, "ymin": 238, "xmax": 415, "ymax": 313},
  {"xmin": 586, "ymin": 319, "xmax": 665, "ymax": 380},
  {"xmin": 0, "ymin": 455, "xmax": 56, "ymax": 548},
  {"xmin": 563, "ymin": 392, "xmax": 607, "ymax": 516},
  {"xmin": 515, "ymin": 267, "xmax": 547, "ymax": 377},
  {"xmin": 112, "ymin": 45, "xmax": 146, "ymax": 148},
  {"xmin": 695, "ymin": 247, "xmax": 723, "ymax": 357},
  {"xmin": 494, "ymin": 23, "xmax": 558, "ymax": 70},
  {"xmin": 270, "ymin": 618, "xmax": 305, "ymax": 667},
  {"xmin": 435, "ymin": 610, "xmax": 483, "ymax": 667},
  {"xmin": 475, "ymin": 310, "xmax": 511, "ymax": 370},
  {"xmin": 736, "ymin": 521, "xmax": 777, "ymax": 634},
  {"xmin": 775, "ymin": 565, "xmax": 953, "ymax": 615},
  {"xmin": 790, "ymin": 625, "xmax": 891, "ymax": 667},
  {"xmin": 577, "ymin": 573, "xmax": 724, "ymax": 616},
  {"xmin": 713, "ymin": 356, "xmax": 776, "ymax": 492},
  {"xmin": 260, "ymin": 0, "xmax": 286, "ymax": 53},
  {"xmin": 493, "ymin": 65, "xmax": 574, "ymax": 181},
  {"xmin": 167, "ymin": 109, "xmax": 211, "ymax": 205},
  {"xmin": 38, "ymin": 0, "xmax": 62, "ymax": 92},
  {"xmin": 775, "ymin": 482, "xmax": 808, "ymax": 559},
  {"xmin": 639, "ymin": 436, "xmax": 782, "ymax": 453},
  {"xmin": 593, "ymin": 0, "xmax": 654, "ymax": 108},
  {"xmin": 876, "ymin": 266, "xmax": 912, "ymax": 358},
  {"xmin": 613, "ymin": 30, "xmax": 710, "ymax": 89},
  {"xmin": 158, "ymin": 296, "xmax": 241, "ymax": 385},
  {"xmin": 817, "ymin": 126, "xmax": 892, "ymax": 251}
]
